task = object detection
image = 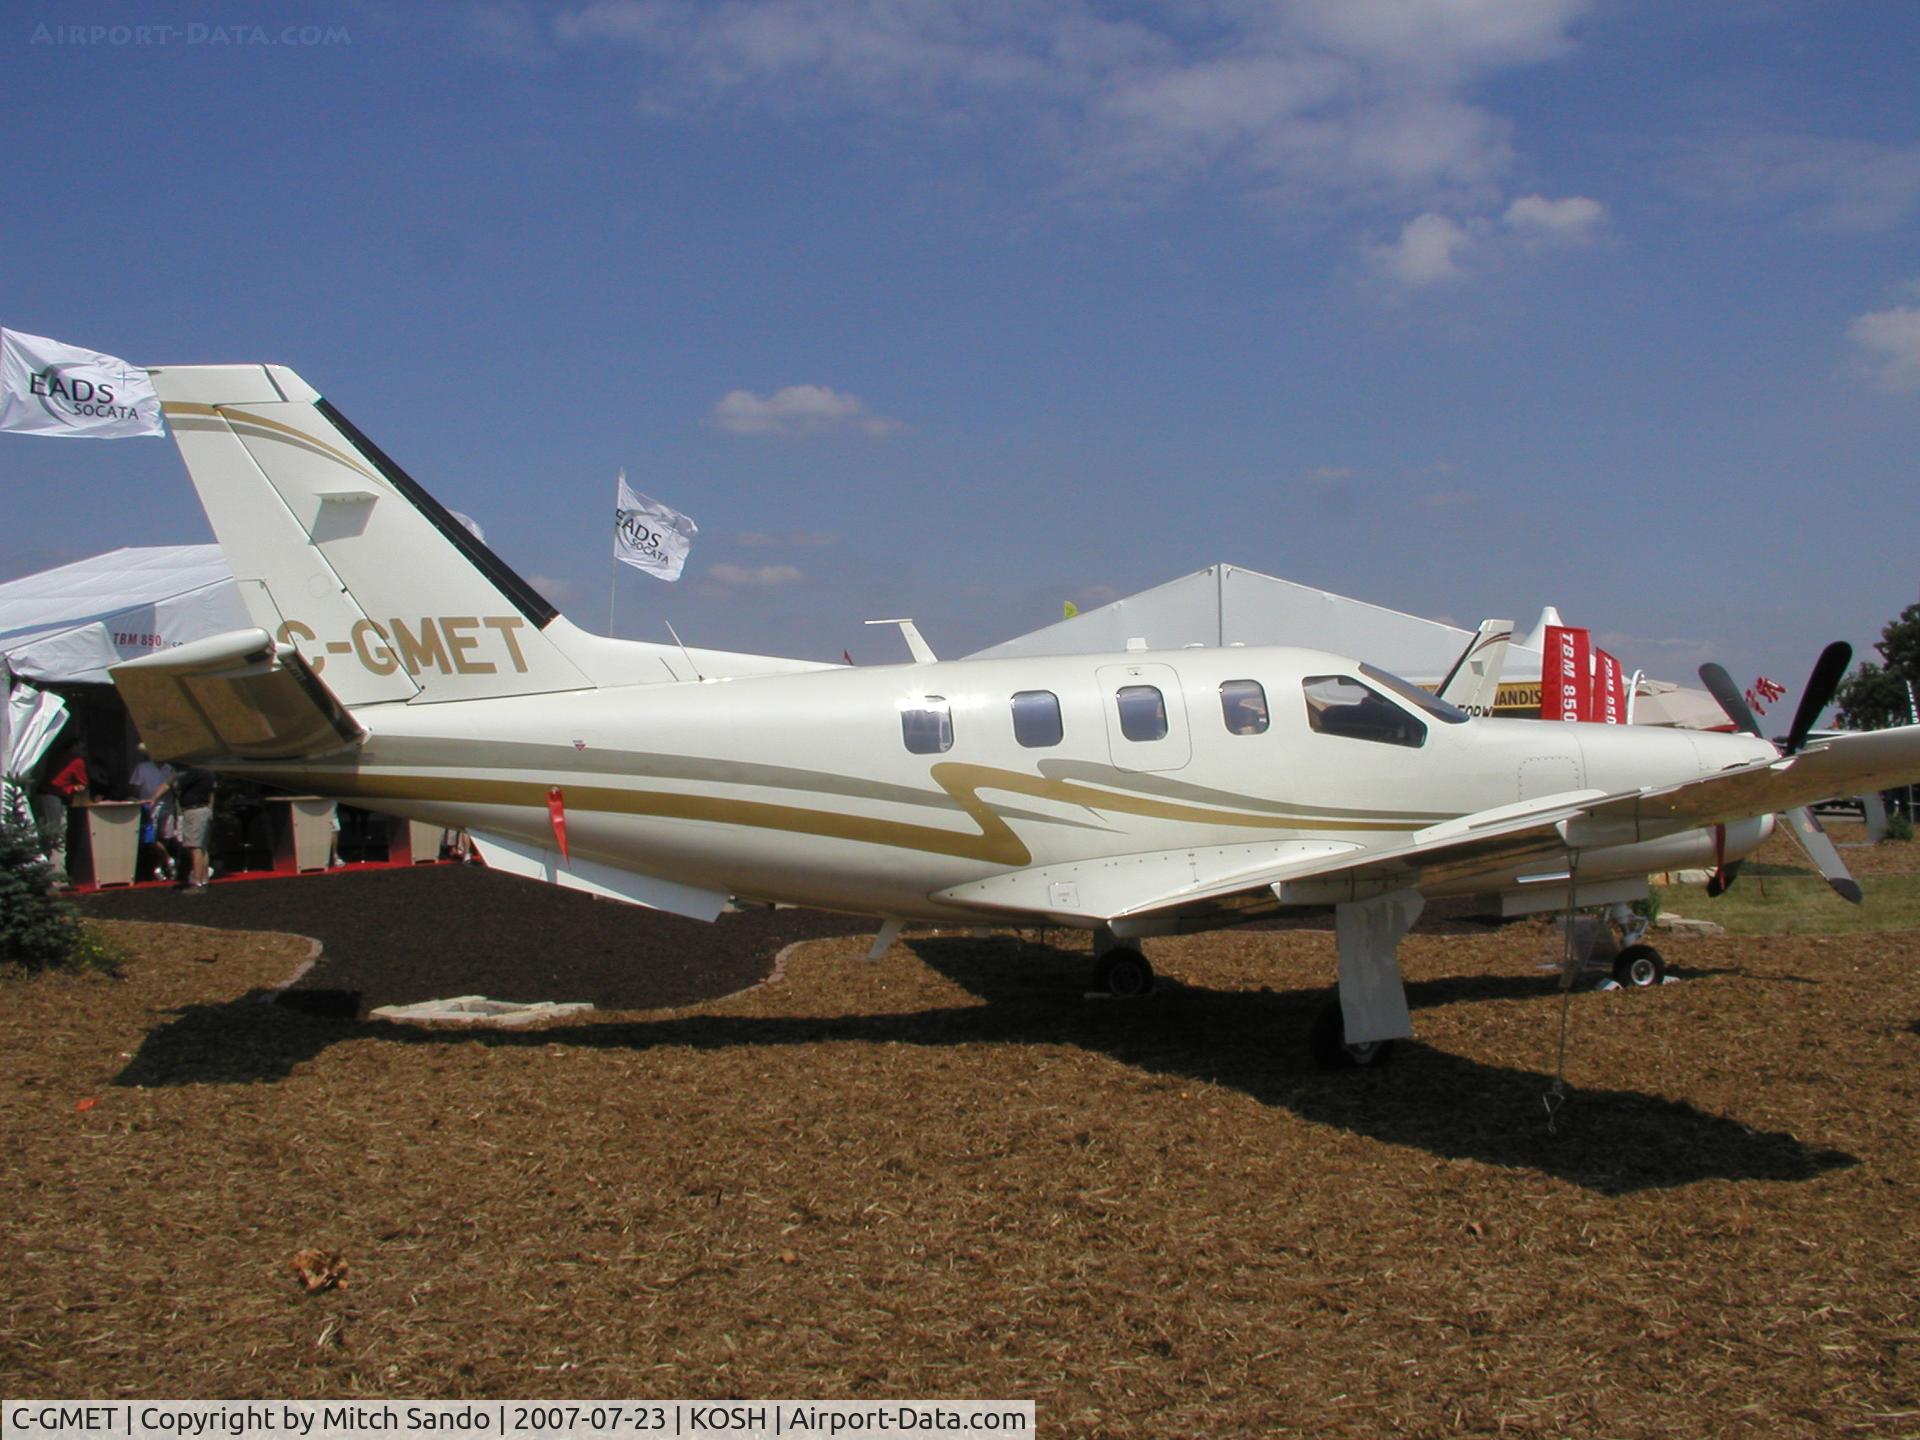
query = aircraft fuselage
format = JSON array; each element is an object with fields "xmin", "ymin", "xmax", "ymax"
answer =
[{"xmin": 226, "ymin": 643, "xmax": 1776, "ymax": 924}]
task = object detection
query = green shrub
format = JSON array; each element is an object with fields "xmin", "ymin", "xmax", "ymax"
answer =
[
  {"xmin": 1887, "ymin": 810, "xmax": 1914, "ymax": 844},
  {"xmin": 0, "ymin": 816, "xmax": 119, "ymax": 972}
]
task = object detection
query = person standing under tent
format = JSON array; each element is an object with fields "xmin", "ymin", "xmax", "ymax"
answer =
[
  {"xmin": 35, "ymin": 742, "xmax": 90, "ymax": 889},
  {"xmin": 174, "ymin": 765, "xmax": 216, "ymax": 892},
  {"xmin": 129, "ymin": 743, "xmax": 177, "ymax": 882}
]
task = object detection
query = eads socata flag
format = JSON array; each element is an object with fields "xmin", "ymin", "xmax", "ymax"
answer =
[
  {"xmin": 0, "ymin": 329, "xmax": 164, "ymax": 438},
  {"xmin": 614, "ymin": 472, "xmax": 697, "ymax": 581}
]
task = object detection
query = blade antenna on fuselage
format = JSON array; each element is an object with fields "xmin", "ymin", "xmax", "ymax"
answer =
[{"xmin": 663, "ymin": 620, "xmax": 705, "ymax": 682}]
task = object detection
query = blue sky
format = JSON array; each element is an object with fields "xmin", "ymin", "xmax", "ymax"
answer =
[{"xmin": 4, "ymin": 1, "xmax": 1918, "ymax": 693}]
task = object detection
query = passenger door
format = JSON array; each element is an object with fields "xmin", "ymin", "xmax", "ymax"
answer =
[{"xmin": 1095, "ymin": 662, "xmax": 1192, "ymax": 772}]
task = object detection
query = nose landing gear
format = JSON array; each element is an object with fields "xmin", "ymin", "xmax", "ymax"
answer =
[
  {"xmin": 1310, "ymin": 999, "xmax": 1394, "ymax": 1069},
  {"xmin": 1611, "ymin": 941, "xmax": 1667, "ymax": 989}
]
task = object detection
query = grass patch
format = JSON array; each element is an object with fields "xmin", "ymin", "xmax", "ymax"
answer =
[{"xmin": 1665, "ymin": 872, "xmax": 1920, "ymax": 934}]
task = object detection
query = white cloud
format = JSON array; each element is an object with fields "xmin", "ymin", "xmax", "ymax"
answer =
[
  {"xmin": 1848, "ymin": 305, "xmax": 1920, "ymax": 392},
  {"xmin": 1369, "ymin": 211, "xmax": 1479, "ymax": 286},
  {"xmin": 1304, "ymin": 465, "xmax": 1361, "ymax": 485},
  {"xmin": 1669, "ymin": 135, "xmax": 1920, "ymax": 233},
  {"xmin": 1502, "ymin": 192, "xmax": 1606, "ymax": 245},
  {"xmin": 527, "ymin": 574, "xmax": 585, "ymax": 608},
  {"xmin": 1368, "ymin": 193, "xmax": 1605, "ymax": 289},
  {"xmin": 464, "ymin": 2, "xmax": 552, "ymax": 62},
  {"xmin": 554, "ymin": 0, "xmax": 1593, "ymax": 219},
  {"xmin": 707, "ymin": 562, "xmax": 808, "ymax": 586},
  {"xmin": 1285, "ymin": 0, "xmax": 1585, "ymax": 79},
  {"xmin": 710, "ymin": 384, "xmax": 906, "ymax": 438}
]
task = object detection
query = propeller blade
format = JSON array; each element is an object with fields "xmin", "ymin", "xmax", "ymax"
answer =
[
  {"xmin": 1784, "ymin": 641, "xmax": 1853, "ymax": 755},
  {"xmin": 1779, "ymin": 805, "xmax": 1864, "ymax": 904},
  {"xmin": 1699, "ymin": 662, "xmax": 1765, "ymax": 738}
]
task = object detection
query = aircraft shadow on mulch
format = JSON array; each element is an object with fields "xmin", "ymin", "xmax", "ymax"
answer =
[{"xmin": 113, "ymin": 933, "xmax": 1854, "ymax": 1198}]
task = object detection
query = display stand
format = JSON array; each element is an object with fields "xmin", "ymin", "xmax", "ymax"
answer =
[
  {"xmin": 383, "ymin": 816, "xmax": 432, "ymax": 865},
  {"xmin": 267, "ymin": 797, "xmax": 336, "ymax": 874},
  {"xmin": 69, "ymin": 801, "xmax": 143, "ymax": 888}
]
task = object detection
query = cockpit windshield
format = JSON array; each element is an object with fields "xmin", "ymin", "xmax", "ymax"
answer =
[{"xmin": 1360, "ymin": 663, "xmax": 1470, "ymax": 725}]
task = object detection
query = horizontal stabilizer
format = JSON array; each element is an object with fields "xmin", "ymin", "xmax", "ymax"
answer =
[
  {"xmin": 111, "ymin": 627, "xmax": 366, "ymax": 765},
  {"xmin": 110, "ymin": 629, "xmax": 364, "ymax": 768}
]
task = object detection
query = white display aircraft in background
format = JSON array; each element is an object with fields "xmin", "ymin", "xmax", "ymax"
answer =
[{"xmin": 111, "ymin": 364, "xmax": 1920, "ymax": 1066}]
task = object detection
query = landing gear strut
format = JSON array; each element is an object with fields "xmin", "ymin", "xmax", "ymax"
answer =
[
  {"xmin": 1310, "ymin": 997, "xmax": 1393, "ymax": 1069},
  {"xmin": 1089, "ymin": 932, "xmax": 1155, "ymax": 997}
]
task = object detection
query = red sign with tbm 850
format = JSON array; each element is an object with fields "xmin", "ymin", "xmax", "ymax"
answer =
[
  {"xmin": 1542, "ymin": 625, "xmax": 1590, "ymax": 722},
  {"xmin": 1542, "ymin": 625, "xmax": 1627, "ymax": 723},
  {"xmin": 1592, "ymin": 647, "xmax": 1626, "ymax": 724}
]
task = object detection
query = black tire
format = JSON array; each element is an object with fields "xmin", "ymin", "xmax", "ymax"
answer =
[
  {"xmin": 1612, "ymin": 943, "xmax": 1666, "ymax": 989},
  {"xmin": 1092, "ymin": 948, "xmax": 1155, "ymax": 998},
  {"xmin": 1309, "ymin": 998, "xmax": 1392, "ymax": 1070}
]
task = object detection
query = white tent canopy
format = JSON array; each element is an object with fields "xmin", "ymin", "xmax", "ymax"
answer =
[
  {"xmin": 3, "ymin": 659, "xmax": 68, "ymax": 822},
  {"xmin": 970, "ymin": 564, "xmax": 1479, "ymax": 674},
  {"xmin": 0, "ymin": 545, "xmax": 248, "ymax": 685},
  {"xmin": 972, "ymin": 563, "xmax": 1727, "ymax": 728}
]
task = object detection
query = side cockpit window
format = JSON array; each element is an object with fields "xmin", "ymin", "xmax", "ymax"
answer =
[
  {"xmin": 1011, "ymin": 690, "xmax": 1063, "ymax": 748},
  {"xmin": 1302, "ymin": 675, "xmax": 1427, "ymax": 748},
  {"xmin": 900, "ymin": 696, "xmax": 953, "ymax": 755},
  {"xmin": 1220, "ymin": 679, "xmax": 1269, "ymax": 734}
]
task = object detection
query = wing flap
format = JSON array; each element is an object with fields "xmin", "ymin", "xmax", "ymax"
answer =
[
  {"xmin": 110, "ymin": 626, "xmax": 367, "ymax": 765},
  {"xmin": 933, "ymin": 840, "xmax": 1364, "ymax": 923}
]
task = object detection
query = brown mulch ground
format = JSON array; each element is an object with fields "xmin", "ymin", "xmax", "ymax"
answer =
[{"xmin": 4, "ymin": 839, "xmax": 1918, "ymax": 1435}]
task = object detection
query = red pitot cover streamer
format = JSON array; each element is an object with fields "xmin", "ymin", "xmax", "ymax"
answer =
[{"xmin": 547, "ymin": 786, "xmax": 569, "ymax": 864}]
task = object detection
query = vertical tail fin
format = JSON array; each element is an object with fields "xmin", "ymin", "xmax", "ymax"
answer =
[
  {"xmin": 151, "ymin": 365, "xmax": 590, "ymax": 705},
  {"xmin": 1437, "ymin": 619, "xmax": 1513, "ymax": 717}
]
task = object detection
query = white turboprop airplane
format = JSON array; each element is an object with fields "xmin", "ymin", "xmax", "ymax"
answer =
[{"xmin": 109, "ymin": 364, "xmax": 1920, "ymax": 1066}]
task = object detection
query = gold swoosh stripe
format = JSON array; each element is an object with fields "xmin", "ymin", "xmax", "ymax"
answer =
[
  {"xmin": 255, "ymin": 759, "xmax": 1415, "ymax": 871},
  {"xmin": 162, "ymin": 401, "xmax": 383, "ymax": 486}
]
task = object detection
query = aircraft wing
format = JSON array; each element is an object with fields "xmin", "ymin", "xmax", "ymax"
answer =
[
  {"xmin": 934, "ymin": 724, "xmax": 1920, "ymax": 926},
  {"xmin": 1584, "ymin": 726, "xmax": 1920, "ymax": 833},
  {"xmin": 934, "ymin": 788, "xmax": 1617, "ymax": 924},
  {"xmin": 111, "ymin": 627, "xmax": 367, "ymax": 765}
]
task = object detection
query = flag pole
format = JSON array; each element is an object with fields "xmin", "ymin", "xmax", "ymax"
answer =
[{"xmin": 609, "ymin": 468, "xmax": 623, "ymax": 638}]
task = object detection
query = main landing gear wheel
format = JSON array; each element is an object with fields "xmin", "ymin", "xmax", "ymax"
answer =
[
  {"xmin": 1310, "ymin": 999, "xmax": 1394, "ymax": 1070},
  {"xmin": 1612, "ymin": 943, "xmax": 1667, "ymax": 989},
  {"xmin": 1091, "ymin": 947, "xmax": 1155, "ymax": 998}
]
